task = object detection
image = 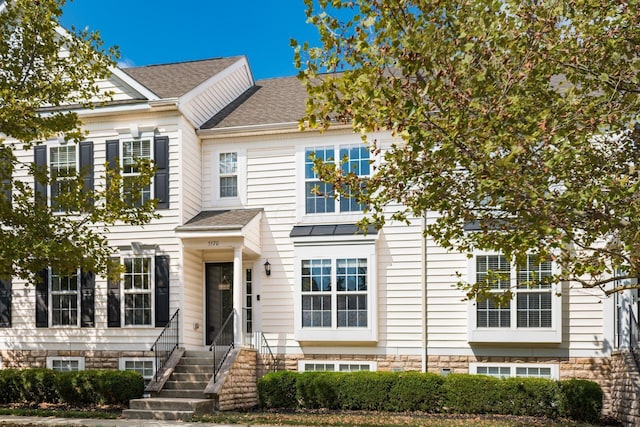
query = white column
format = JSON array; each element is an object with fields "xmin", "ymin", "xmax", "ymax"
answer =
[{"xmin": 233, "ymin": 246, "xmax": 244, "ymax": 346}]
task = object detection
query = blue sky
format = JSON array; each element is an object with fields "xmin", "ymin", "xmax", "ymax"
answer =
[{"xmin": 60, "ymin": 1, "xmax": 320, "ymax": 80}]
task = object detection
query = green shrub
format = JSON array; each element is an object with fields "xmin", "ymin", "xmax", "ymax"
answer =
[
  {"xmin": 442, "ymin": 374, "xmax": 502, "ymax": 414},
  {"xmin": 499, "ymin": 377, "xmax": 561, "ymax": 418},
  {"xmin": 559, "ymin": 379, "xmax": 602, "ymax": 423},
  {"xmin": 297, "ymin": 372, "xmax": 342, "ymax": 409},
  {"xmin": 18, "ymin": 369, "xmax": 60, "ymax": 404},
  {"xmin": 257, "ymin": 371, "xmax": 298, "ymax": 409},
  {"xmin": 0, "ymin": 369, "xmax": 21, "ymax": 403},
  {"xmin": 95, "ymin": 370, "xmax": 144, "ymax": 405},
  {"xmin": 389, "ymin": 371, "xmax": 444, "ymax": 412},
  {"xmin": 338, "ymin": 371, "xmax": 395, "ymax": 411}
]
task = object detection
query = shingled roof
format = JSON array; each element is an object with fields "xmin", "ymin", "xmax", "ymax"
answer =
[
  {"xmin": 200, "ymin": 76, "xmax": 307, "ymax": 129},
  {"xmin": 122, "ymin": 57, "xmax": 244, "ymax": 99}
]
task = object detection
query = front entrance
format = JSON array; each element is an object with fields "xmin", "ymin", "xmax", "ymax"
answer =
[{"xmin": 205, "ymin": 262, "xmax": 233, "ymax": 346}]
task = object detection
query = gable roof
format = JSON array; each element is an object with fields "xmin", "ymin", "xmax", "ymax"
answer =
[
  {"xmin": 200, "ymin": 76, "xmax": 307, "ymax": 129},
  {"xmin": 122, "ymin": 57, "xmax": 244, "ymax": 99}
]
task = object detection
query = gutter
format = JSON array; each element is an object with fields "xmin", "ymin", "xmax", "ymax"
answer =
[{"xmin": 197, "ymin": 122, "xmax": 354, "ymax": 139}]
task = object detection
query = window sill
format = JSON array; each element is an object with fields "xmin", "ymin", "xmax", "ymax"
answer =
[
  {"xmin": 295, "ymin": 328, "xmax": 377, "ymax": 343},
  {"xmin": 468, "ymin": 328, "xmax": 562, "ymax": 344}
]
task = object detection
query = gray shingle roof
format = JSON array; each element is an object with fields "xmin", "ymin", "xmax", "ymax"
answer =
[
  {"xmin": 200, "ymin": 76, "xmax": 307, "ymax": 129},
  {"xmin": 176, "ymin": 209, "xmax": 263, "ymax": 231},
  {"xmin": 290, "ymin": 224, "xmax": 378, "ymax": 238},
  {"xmin": 122, "ymin": 57, "xmax": 244, "ymax": 99}
]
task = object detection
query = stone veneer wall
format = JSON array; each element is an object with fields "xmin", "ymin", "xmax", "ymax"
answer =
[
  {"xmin": 609, "ymin": 350, "xmax": 640, "ymax": 426},
  {"xmin": 217, "ymin": 348, "xmax": 258, "ymax": 411},
  {"xmin": 0, "ymin": 349, "xmax": 154, "ymax": 369},
  {"xmin": 427, "ymin": 355, "xmax": 613, "ymax": 415}
]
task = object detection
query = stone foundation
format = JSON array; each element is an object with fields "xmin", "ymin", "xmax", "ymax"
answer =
[
  {"xmin": 217, "ymin": 348, "xmax": 258, "ymax": 411},
  {"xmin": 427, "ymin": 354, "xmax": 612, "ymax": 415},
  {"xmin": 609, "ymin": 350, "xmax": 640, "ymax": 426},
  {"xmin": 0, "ymin": 349, "xmax": 155, "ymax": 370}
]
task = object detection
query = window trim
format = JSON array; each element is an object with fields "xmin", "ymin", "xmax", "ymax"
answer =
[
  {"xmin": 210, "ymin": 147, "xmax": 246, "ymax": 207},
  {"xmin": 120, "ymin": 252, "xmax": 155, "ymax": 328},
  {"xmin": 48, "ymin": 143, "xmax": 79, "ymax": 211},
  {"xmin": 469, "ymin": 362, "xmax": 559, "ymax": 380},
  {"xmin": 293, "ymin": 241, "xmax": 378, "ymax": 343},
  {"xmin": 120, "ymin": 136, "xmax": 154, "ymax": 205},
  {"xmin": 48, "ymin": 267, "xmax": 81, "ymax": 328},
  {"xmin": 296, "ymin": 139, "xmax": 374, "ymax": 224},
  {"xmin": 46, "ymin": 356, "xmax": 85, "ymax": 372},
  {"xmin": 119, "ymin": 357, "xmax": 155, "ymax": 380},
  {"xmin": 467, "ymin": 252, "xmax": 562, "ymax": 343},
  {"xmin": 298, "ymin": 360, "xmax": 377, "ymax": 372}
]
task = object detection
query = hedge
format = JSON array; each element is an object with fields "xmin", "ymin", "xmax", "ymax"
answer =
[
  {"xmin": 0, "ymin": 368, "xmax": 144, "ymax": 406},
  {"xmin": 257, "ymin": 370, "xmax": 602, "ymax": 422}
]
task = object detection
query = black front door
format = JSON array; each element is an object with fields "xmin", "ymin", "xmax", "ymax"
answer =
[{"xmin": 205, "ymin": 262, "xmax": 233, "ymax": 346}]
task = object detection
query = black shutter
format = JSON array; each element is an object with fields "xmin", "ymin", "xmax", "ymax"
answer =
[
  {"xmin": 79, "ymin": 141, "xmax": 94, "ymax": 204},
  {"xmin": 80, "ymin": 270, "xmax": 95, "ymax": 328},
  {"xmin": 1, "ymin": 149, "xmax": 11, "ymax": 205},
  {"xmin": 107, "ymin": 258, "xmax": 121, "ymax": 328},
  {"xmin": 35, "ymin": 269, "xmax": 48, "ymax": 328},
  {"xmin": 154, "ymin": 136, "xmax": 169, "ymax": 209},
  {"xmin": 155, "ymin": 255, "xmax": 170, "ymax": 327},
  {"xmin": 0, "ymin": 277, "xmax": 11, "ymax": 327},
  {"xmin": 33, "ymin": 145, "xmax": 47, "ymax": 205}
]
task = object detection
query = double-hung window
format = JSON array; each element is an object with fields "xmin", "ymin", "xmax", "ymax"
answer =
[
  {"xmin": 122, "ymin": 139, "xmax": 152, "ymax": 206},
  {"xmin": 304, "ymin": 143, "xmax": 370, "ymax": 215},
  {"xmin": 294, "ymin": 242, "xmax": 377, "ymax": 342},
  {"xmin": 469, "ymin": 254, "xmax": 561, "ymax": 343},
  {"xmin": 49, "ymin": 146, "xmax": 77, "ymax": 212},
  {"xmin": 123, "ymin": 257, "xmax": 152, "ymax": 326},
  {"xmin": 219, "ymin": 152, "xmax": 238, "ymax": 198},
  {"xmin": 50, "ymin": 269, "xmax": 80, "ymax": 327}
]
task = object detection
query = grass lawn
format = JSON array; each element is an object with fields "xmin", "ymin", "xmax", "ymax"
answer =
[{"xmin": 195, "ymin": 410, "xmax": 614, "ymax": 426}]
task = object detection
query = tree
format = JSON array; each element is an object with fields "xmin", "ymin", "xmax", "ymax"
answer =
[
  {"xmin": 295, "ymin": 0, "xmax": 640, "ymax": 298},
  {"xmin": 0, "ymin": 0, "xmax": 156, "ymax": 284}
]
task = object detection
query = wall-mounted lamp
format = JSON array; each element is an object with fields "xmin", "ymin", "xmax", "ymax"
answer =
[{"xmin": 264, "ymin": 260, "xmax": 271, "ymax": 276}]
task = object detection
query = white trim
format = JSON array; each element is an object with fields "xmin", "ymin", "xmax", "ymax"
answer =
[
  {"xmin": 469, "ymin": 362, "xmax": 559, "ymax": 380},
  {"xmin": 210, "ymin": 146, "xmax": 247, "ymax": 207},
  {"xmin": 179, "ymin": 57, "xmax": 253, "ymax": 104},
  {"xmin": 298, "ymin": 360, "xmax": 378, "ymax": 372},
  {"xmin": 294, "ymin": 243, "xmax": 378, "ymax": 343},
  {"xmin": 467, "ymin": 252, "xmax": 563, "ymax": 344},
  {"xmin": 110, "ymin": 67, "xmax": 160, "ymax": 101},
  {"xmin": 46, "ymin": 356, "xmax": 85, "ymax": 372},
  {"xmin": 119, "ymin": 357, "xmax": 155, "ymax": 380},
  {"xmin": 119, "ymin": 251, "xmax": 155, "ymax": 328}
]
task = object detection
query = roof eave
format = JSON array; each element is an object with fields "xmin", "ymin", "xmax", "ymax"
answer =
[{"xmin": 197, "ymin": 122, "xmax": 353, "ymax": 138}]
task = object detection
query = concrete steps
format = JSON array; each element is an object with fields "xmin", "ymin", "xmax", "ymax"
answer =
[{"xmin": 122, "ymin": 350, "xmax": 215, "ymax": 420}]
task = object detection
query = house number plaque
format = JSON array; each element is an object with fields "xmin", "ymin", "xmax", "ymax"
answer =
[{"xmin": 207, "ymin": 241, "xmax": 219, "ymax": 247}]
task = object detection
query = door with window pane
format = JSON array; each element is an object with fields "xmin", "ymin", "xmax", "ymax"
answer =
[{"xmin": 205, "ymin": 263, "xmax": 233, "ymax": 346}]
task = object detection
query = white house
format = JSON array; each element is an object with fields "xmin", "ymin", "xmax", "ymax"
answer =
[{"xmin": 0, "ymin": 52, "xmax": 635, "ymax": 417}]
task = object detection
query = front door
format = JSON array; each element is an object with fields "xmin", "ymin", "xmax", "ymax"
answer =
[{"xmin": 205, "ymin": 263, "xmax": 233, "ymax": 346}]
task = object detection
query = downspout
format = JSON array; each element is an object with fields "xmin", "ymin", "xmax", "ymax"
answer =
[{"xmin": 422, "ymin": 212, "xmax": 428, "ymax": 372}]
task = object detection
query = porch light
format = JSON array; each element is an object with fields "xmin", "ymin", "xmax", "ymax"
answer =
[{"xmin": 264, "ymin": 260, "xmax": 271, "ymax": 276}]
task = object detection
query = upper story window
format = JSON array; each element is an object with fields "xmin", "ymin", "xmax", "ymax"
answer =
[
  {"xmin": 304, "ymin": 144, "xmax": 370, "ymax": 215},
  {"xmin": 123, "ymin": 257, "xmax": 153, "ymax": 326},
  {"xmin": 50, "ymin": 268, "xmax": 80, "ymax": 327},
  {"xmin": 34, "ymin": 141, "xmax": 93, "ymax": 212},
  {"xmin": 219, "ymin": 152, "xmax": 238, "ymax": 198},
  {"xmin": 106, "ymin": 134, "xmax": 169, "ymax": 210},
  {"xmin": 122, "ymin": 139, "xmax": 152, "ymax": 206},
  {"xmin": 468, "ymin": 253, "xmax": 561, "ymax": 343}
]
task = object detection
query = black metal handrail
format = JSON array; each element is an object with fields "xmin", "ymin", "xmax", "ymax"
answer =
[
  {"xmin": 256, "ymin": 331, "xmax": 278, "ymax": 374},
  {"xmin": 210, "ymin": 309, "xmax": 236, "ymax": 382},
  {"xmin": 630, "ymin": 309, "xmax": 639, "ymax": 350},
  {"xmin": 150, "ymin": 309, "xmax": 179, "ymax": 383}
]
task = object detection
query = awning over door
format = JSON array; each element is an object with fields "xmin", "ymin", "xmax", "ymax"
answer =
[{"xmin": 175, "ymin": 208, "xmax": 263, "ymax": 256}]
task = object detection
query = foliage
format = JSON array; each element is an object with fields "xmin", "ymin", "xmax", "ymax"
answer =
[
  {"xmin": 296, "ymin": 0, "xmax": 640, "ymax": 297},
  {"xmin": 559, "ymin": 379, "xmax": 603, "ymax": 423},
  {"xmin": 258, "ymin": 370, "xmax": 600, "ymax": 422},
  {"xmin": 257, "ymin": 370, "xmax": 299, "ymax": 409},
  {"xmin": 0, "ymin": 368, "xmax": 143, "ymax": 406},
  {"xmin": 0, "ymin": 0, "xmax": 157, "ymax": 283}
]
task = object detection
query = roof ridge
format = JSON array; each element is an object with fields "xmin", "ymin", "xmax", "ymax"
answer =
[{"xmin": 127, "ymin": 56, "xmax": 243, "ymax": 70}]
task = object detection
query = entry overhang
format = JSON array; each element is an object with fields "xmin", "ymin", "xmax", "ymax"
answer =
[{"xmin": 175, "ymin": 208, "xmax": 263, "ymax": 256}]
